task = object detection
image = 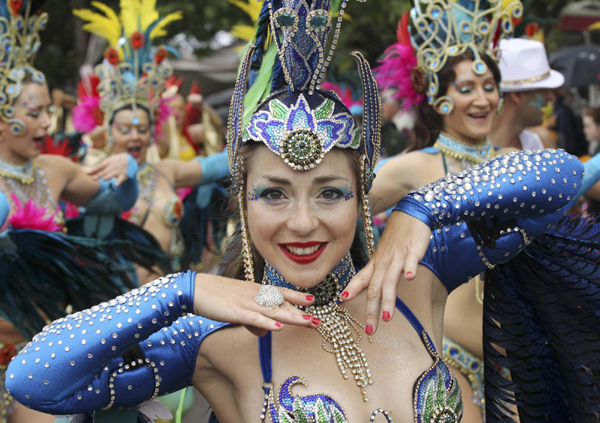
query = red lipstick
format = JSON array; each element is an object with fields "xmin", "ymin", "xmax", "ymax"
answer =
[{"xmin": 279, "ymin": 242, "xmax": 328, "ymax": 264}]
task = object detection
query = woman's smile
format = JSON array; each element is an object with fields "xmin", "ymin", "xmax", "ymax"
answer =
[{"xmin": 279, "ymin": 241, "xmax": 328, "ymax": 264}]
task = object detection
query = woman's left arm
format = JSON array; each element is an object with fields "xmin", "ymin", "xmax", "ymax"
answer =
[
  {"xmin": 167, "ymin": 150, "xmax": 230, "ymax": 188},
  {"xmin": 345, "ymin": 149, "xmax": 584, "ymax": 332}
]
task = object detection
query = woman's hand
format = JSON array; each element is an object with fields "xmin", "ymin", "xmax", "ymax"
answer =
[
  {"xmin": 194, "ymin": 273, "xmax": 319, "ymax": 337},
  {"xmin": 86, "ymin": 153, "xmax": 132, "ymax": 186},
  {"xmin": 341, "ymin": 211, "xmax": 432, "ymax": 335}
]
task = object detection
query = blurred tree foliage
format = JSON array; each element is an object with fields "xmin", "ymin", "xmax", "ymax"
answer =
[
  {"xmin": 37, "ymin": 0, "xmax": 408, "ymax": 93},
  {"xmin": 37, "ymin": 0, "xmax": 577, "ymax": 94}
]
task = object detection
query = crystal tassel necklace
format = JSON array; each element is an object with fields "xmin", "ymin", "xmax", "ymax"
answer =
[{"xmin": 263, "ymin": 253, "xmax": 374, "ymax": 401}]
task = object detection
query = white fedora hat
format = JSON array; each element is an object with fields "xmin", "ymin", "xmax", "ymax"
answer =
[{"xmin": 499, "ymin": 38, "xmax": 565, "ymax": 92}]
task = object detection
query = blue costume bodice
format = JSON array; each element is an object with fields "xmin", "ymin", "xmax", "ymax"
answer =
[{"xmin": 5, "ymin": 149, "xmax": 584, "ymax": 421}]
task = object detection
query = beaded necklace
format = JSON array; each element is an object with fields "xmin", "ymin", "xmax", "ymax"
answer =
[
  {"xmin": 433, "ymin": 131, "xmax": 493, "ymax": 166},
  {"xmin": 263, "ymin": 253, "xmax": 374, "ymax": 401}
]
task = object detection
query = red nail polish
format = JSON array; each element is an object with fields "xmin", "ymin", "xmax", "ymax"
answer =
[
  {"xmin": 303, "ymin": 315, "xmax": 312, "ymax": 320},
  {"xmin": 341, "ymin": 292, "xmax": 349, "ymax": 299},
  {"xmin": 366, "ymin": 325, "xmax": 373, "ymax": 335},
  {"xmin": 383, "ymin": 311, "xmax": 390, "ymax": 321},
  {"xmin": 312, "ymin": 318, "xmax": 321, "ymax": 325},
  {"xmin": 306, "ymin": 295, "xmax": 315, "ymax": 301},
  {"xmin": 275, "ymin": 322, "xmax": 282, "ymax": 328},
  {"xmin": 406, "ymin": 271, "xmax": 414, "ymax": 277}
]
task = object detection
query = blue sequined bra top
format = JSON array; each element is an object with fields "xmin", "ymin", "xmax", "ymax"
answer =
[{"xmin": 256, "ymin": 297, "xmax": 463, "ymax": 423}]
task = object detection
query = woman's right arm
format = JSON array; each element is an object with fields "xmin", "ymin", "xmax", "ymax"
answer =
[{"xmin": 6, "ymin": 272, "xmax": 316, "ymax": 414}]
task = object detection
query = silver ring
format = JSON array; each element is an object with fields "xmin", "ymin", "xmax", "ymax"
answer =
[{"xmin": 255, "ymin": 285, "xmax": 285, "ymax": 307}]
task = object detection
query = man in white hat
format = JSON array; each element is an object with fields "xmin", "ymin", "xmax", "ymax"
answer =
[{"xmin": 491, "ymin": 38, "xmax": 565, "ymax": 150}]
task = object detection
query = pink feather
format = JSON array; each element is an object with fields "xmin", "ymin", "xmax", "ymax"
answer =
[
  {"xmin": 155, "ymin": 97, "xmax": 174, "ymax": 136},
  {"xmin": 72, "ymin": 96, "xmax": 102, "ymax": 134},
  {"xmin": 373, "ymin": 43, "xmax": 425, "ymax": 112},
  {"xmin": 9, "ymin": 194, "xmax": 62, "ymax": 232}
]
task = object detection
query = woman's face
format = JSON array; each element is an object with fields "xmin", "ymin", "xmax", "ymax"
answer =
[
  {"xmin": 110, "ymin": 108, "xmax": 151, "ymax": 164},
  {"xmin": 583, "ymin": 115, "xmax": 600, "ymax": 143},
  {"xmin": 246, "ymin": 145, "xmax": 359, "ymax": 288},
  {"xmin": 441, "ymin": 60, "xmax": 499, "ymax": 144},
  {"xmin": 0, "ymin": 82, "xmax": 52, "ymax": 163}
]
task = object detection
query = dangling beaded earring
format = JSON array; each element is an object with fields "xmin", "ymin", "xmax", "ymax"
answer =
[
  {"xmin": 360, "ymin": 156, "xmax": 376, "ymax": 258},
  {"xmin": 435, "ymin": 96, "xmax": 455, "ymax": 115},
  {"xmin": 238, "ymin": 163, "xmax": 255, "ymax": 283}
]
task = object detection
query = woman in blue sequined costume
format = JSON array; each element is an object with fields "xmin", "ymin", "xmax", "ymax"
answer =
[{"xmin": 5, "ymin": 1, "xmax": 595, "ymax": 423}]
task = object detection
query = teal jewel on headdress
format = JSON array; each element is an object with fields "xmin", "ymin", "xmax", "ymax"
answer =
[
  {"xmin": 410, "ymin": 0, "xmax": 523, "ymax": 110},
  {"xmin": 0, "ymin": 0, "xmax": 49, "ymax": 137}
]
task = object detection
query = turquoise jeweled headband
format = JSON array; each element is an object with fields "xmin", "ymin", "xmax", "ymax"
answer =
[{"xmin": 409, "ymin": 0, "xmax": 523, "ymax": 114}]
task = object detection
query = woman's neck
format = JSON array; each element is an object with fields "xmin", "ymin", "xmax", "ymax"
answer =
[
  {"xmin": 0, "ymin": 149, "xmax": 32, "ymax": 166},
  {"xmin": 264, "ymin": 253, "xmax": 354, "ymax": 306}
]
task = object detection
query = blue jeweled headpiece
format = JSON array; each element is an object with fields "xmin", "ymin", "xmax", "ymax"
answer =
[{"xmin": 227, "ymin": 0, "xmax": 380, "ymax": 190}]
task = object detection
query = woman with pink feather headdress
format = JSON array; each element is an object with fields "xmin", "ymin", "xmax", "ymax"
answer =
[{"xmin": 364, "ymin": 3, "xmax": 524, "ymax": 422}]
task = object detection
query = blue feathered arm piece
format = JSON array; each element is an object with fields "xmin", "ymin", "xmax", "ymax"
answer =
[
  {"xmin": 485, "ymin": 215, "xmax": 600, "ymax": 422},
  {"xmin": 6, "ymin": 271, "xmax": 228, "ymax": 414}
]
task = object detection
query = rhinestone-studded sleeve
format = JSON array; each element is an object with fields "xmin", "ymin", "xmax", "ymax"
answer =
[
  {"xmin": 394, "ymin": 150, "xmax": 583, "ymax": 230},
  {"xmin": 5, "ymin": 271, "xmax": 228, "ymax": 414}
]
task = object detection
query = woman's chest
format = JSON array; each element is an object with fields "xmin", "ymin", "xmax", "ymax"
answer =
[
  {"xmin": 225, "ymin": 321, "xmax": 439, "ymax": 423},
  {"xmin": 128, "ymin": 173, "xmax": 183, "ymax": 228}
]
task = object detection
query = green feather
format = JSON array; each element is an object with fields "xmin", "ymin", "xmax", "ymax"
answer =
[
  {"xmin": 331, "ymin": 0, "xmax": 342, "ymax": 14},
  {"xmin": 243, "ymin": 43, "xmax": 278, "ymax": 127}
]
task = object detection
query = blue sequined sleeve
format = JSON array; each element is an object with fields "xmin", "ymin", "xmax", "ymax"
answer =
[
  {"xmin": 394, "ymin": 149, "xmax": 583, "ymax": 230},
  {"xmin": 5, "ymin": 271, "xmax": 228, "ymax": 414}
]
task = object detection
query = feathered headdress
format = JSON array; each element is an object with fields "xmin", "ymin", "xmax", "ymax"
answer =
[
  {"xmin": 0, "ymin": 0, "xmax": 49, "ymax": 136},
  {"xmin": 73, "ymin": 0, "xmax": 182, "ymax": 131},
  {"xmin": 375, "ymin": 0, "xmax": 522, "ymax": 114},
  {"xmin": 228, "ymin": 0, "xmax": 380, "ymax": 283}
]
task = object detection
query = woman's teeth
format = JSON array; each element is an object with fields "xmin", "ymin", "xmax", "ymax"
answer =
[
  {"xmin": 285, "ymin": 244, "xmax": 322, "ymax": 256},
  {"xmin": 469, "ymin": 113, "xmax": 488, "ymax": 118}
]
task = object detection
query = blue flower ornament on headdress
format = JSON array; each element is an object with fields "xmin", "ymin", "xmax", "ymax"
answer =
[
  {"xmin": 0, "ymin": 0, "xmax": 48, "ymax": 136},
  {"xmin": 227, "ymin": 0, "xmax": 380, "ymax": 282}
]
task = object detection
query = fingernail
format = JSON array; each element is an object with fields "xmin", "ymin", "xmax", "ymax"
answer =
[
  {"xmin": 312, "ymin": 318, "xmax": 321, "ymax": 325},
  {"xmin": 303, "ymin": 315, "xmax": 312, "ymax": 320},
  {"xmin": 306, "ymin": 295, "xmax": 315, "ymax": 301},
  {"xmin": 366, "ymin": 325, "xmax": 373, "ymax": 335},
  {"xmin": 275, "ymin": 322, "xmax": 282, "ymax": 328},
  {"xmin": 341, "ymin": 292, "xmax": 349, "ymax": 299},
  {"xmin": 382, "ymin": 311, "xmax": 390, "ymax": 321},
  {"xmin": 406, "ymin": 271, "xmax": 414, "ymax": 277}
]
